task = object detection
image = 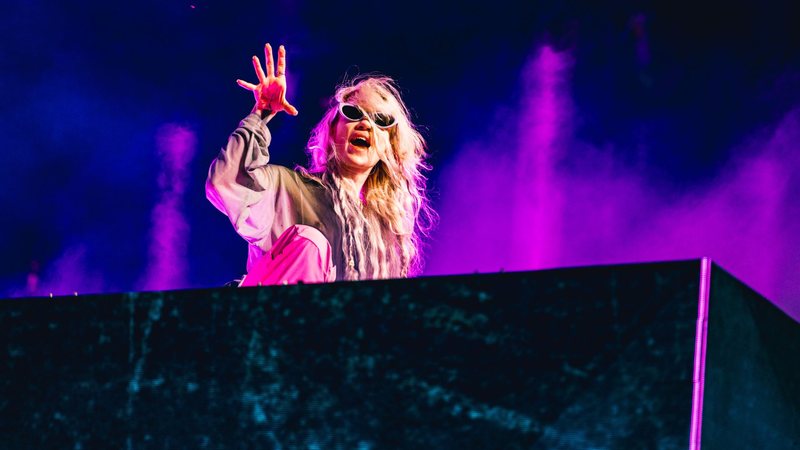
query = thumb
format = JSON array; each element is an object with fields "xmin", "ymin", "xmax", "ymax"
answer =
[{"xmin": 283, "ymin": 101, "xmax": 299, "ymax": 116}]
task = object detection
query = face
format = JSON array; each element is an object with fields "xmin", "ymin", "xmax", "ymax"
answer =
[{"xmin": 331, "ymin": 89, "xmax": 396, "ymax": 180}]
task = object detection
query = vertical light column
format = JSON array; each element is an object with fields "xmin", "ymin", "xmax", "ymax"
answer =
[
  {"xmin": 690, "ymin": 257, "xmax": 712, "ymax": 450},
  {"xmin": 140, "ymin": 124, "xmax": 196, "ymax": 291},
  {"xmin": 511, "ymin": 46, "xmax": 571, "ymax": 270}
]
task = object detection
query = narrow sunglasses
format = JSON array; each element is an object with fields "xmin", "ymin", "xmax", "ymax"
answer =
[{"xmin": 338, "ymin": 103, "xmax": 397, "ymax": 129}]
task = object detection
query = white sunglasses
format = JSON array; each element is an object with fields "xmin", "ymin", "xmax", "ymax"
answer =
[{"xmin": 338, "ymin": 103, "xmax": 397, "ymax": 129}]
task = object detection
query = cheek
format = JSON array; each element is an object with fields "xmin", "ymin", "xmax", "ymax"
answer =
[
  {"xmin": 374, "ymin": 132, "xmax": 392, "ymax": 158},
  {"xmin": 332, "ymin": 123, "xmax": 348, "ymax": 145}
]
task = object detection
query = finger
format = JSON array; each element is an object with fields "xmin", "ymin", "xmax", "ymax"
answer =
[
  {"xmin": 265, "ymin": 43, "xmax": 275, "ymax": 78},
  {"xmin": 276, "ymin": 45, "xmax": 286, "ymax": 77},
  {"xmin": 283, "ymin": 100, "xmax": 299, "ymax": 116},
  {"xmin": 236, "ymin": 79, "xmax": 258, "ymax": 90},
  {"xmin": 252, "ymin": 56, "xmax": 267, "ymax": 83}
]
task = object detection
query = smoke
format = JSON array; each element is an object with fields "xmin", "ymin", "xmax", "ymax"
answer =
[
  {"xmin": 509, "ymin": 46, "xmax": 573, "ymax": 269},
  {"xmin": 426, "ymin": 45, "xmax": 575, "ymax": 275},
  {"xmin": 139, "ymin": 124, "xmax": 197, "ymax": 291},
  {"xmin": 6, "ymin": 245, "xmax": 106, "ymax": 298},
  {"xmin": 0, "ymin": 123, "xmax": 198, "ymax": 298},
  {"xmin": 428, "ymin": 45, "xmax": 800, "ymax": 321}
]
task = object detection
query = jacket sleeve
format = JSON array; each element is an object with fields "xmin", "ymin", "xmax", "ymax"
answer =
[{"xmin": 205, "ymin": 113, "xmax": 279, "ymax": 246}]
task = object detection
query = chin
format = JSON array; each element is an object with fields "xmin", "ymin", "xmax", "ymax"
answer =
[
  {"xmin": 346, "ymin": 148, "xmax": 377, "ymax": 164},
  {"xmin": 351, "ymin": 160, "xmax": 378, "ymax": 172}
]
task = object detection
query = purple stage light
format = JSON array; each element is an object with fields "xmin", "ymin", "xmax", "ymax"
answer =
[
  {"xmin": 13, "ymin": 245, "xmax": 105, "ymax": 298},
  {"xmin": 690, "ymin": 257, "xmax": 711, "ymax": 450},
  {"xmin": 427, "ymin": 44, "xmax": 800, "ymax": 321},
  {"xmin": 139, "ymin": 123, "xmax": 196, "ymax": 291},
  {"xmin": 427, "ymin": 44, "xmax": 573, "ymax": 276},
  {"xmin": 510, "ymin": 45, "xmax": 572, "ymax": 270}
]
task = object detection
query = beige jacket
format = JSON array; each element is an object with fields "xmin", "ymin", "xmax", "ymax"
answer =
[{"xmin": 206, "ymin": 113, "xmax": 344, "ymax": 278}]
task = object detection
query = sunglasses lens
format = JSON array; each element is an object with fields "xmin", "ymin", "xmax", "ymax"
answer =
[
  {"xmin": 373, "ymin": 112, "xmax": 396, "ymax": 128},
  {"xmin": 339, "ymin": 103, "xmax": 396, "ymax": 128},
  {"xmin": 340, "ymin": 104, "xmax": 364, "ymax": 121}
]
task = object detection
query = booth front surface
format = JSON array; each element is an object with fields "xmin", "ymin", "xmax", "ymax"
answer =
[{"xmin": 1, "ymin": 259, "xmax": 797, "ymax": 449}]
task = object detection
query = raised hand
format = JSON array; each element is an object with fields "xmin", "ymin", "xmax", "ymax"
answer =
[{"xmin": 236, "ymin": 43, "xmax": 299, "ymax": 116}]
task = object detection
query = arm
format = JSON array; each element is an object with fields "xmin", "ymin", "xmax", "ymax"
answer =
[
  {"xmin": 205, "ymin": 43, "xmax": 299, "ymax": 244},
  {"xmin": 206, "ymin": 113, "xmax": 276, "ymax": 244}
]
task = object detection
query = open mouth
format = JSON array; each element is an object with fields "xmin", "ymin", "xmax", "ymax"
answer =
[{"xmin": 349, "ymin": 137, "xmax": 370, "ymax": 149}]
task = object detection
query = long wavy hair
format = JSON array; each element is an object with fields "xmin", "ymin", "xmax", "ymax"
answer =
[{"xmin": 301, "ymin": 75, "xmax": 436, "ymax": 280}]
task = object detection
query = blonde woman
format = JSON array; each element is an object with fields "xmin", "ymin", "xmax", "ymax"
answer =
[{"xmin": 206, "ymin": 43, "xmax": 435, "ymax": 285}]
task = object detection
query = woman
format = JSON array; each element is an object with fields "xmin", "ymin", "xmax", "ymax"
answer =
[{"xmin": 206, "ymin": 43, "xmax": 435, "ymax": 285}]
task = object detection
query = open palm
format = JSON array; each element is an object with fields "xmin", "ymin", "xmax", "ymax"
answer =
[{"xmin": 236, "ymin": 43, "xmax": 298, "ymax": 116}]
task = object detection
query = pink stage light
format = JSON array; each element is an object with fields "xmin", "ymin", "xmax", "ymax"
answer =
[
  {"xmin": 139, "ymin": 124, "xmax": 196, "ymax": 291},
  {"xmin": 510, "ymin": 45, "xmax": 572, "ymax": 270},
  {"xmin": 427, "ymin": 43, "xmax": 800, "ymax": 321}
]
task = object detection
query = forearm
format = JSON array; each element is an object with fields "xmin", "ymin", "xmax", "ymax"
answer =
[
  {"xmin": 207, "ymin": 113, "xmax": 273, "ymax": 192},
  {"xmin": 205, "ymin": 114, "xmax": 278, "ymax": 241}
]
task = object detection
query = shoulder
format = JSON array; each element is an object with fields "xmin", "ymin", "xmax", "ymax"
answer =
[{"xmin": 269, "ymin": 165, "xmax": 326, "ymax": 192}]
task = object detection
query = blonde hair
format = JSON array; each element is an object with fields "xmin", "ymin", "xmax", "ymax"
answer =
[{"xmin": 302, "ymin": 75, "xmax": 436, "ymax": 280}]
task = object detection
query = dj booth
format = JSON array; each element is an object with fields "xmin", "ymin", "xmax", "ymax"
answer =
[{"xmin": 1, "ymin": 259, "xmax": 798, "ymax": 448}]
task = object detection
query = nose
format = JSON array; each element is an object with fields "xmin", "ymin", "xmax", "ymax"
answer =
[{"xmin": 355, "ymin": 118, "xmax": 372, "ymax": 130}]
